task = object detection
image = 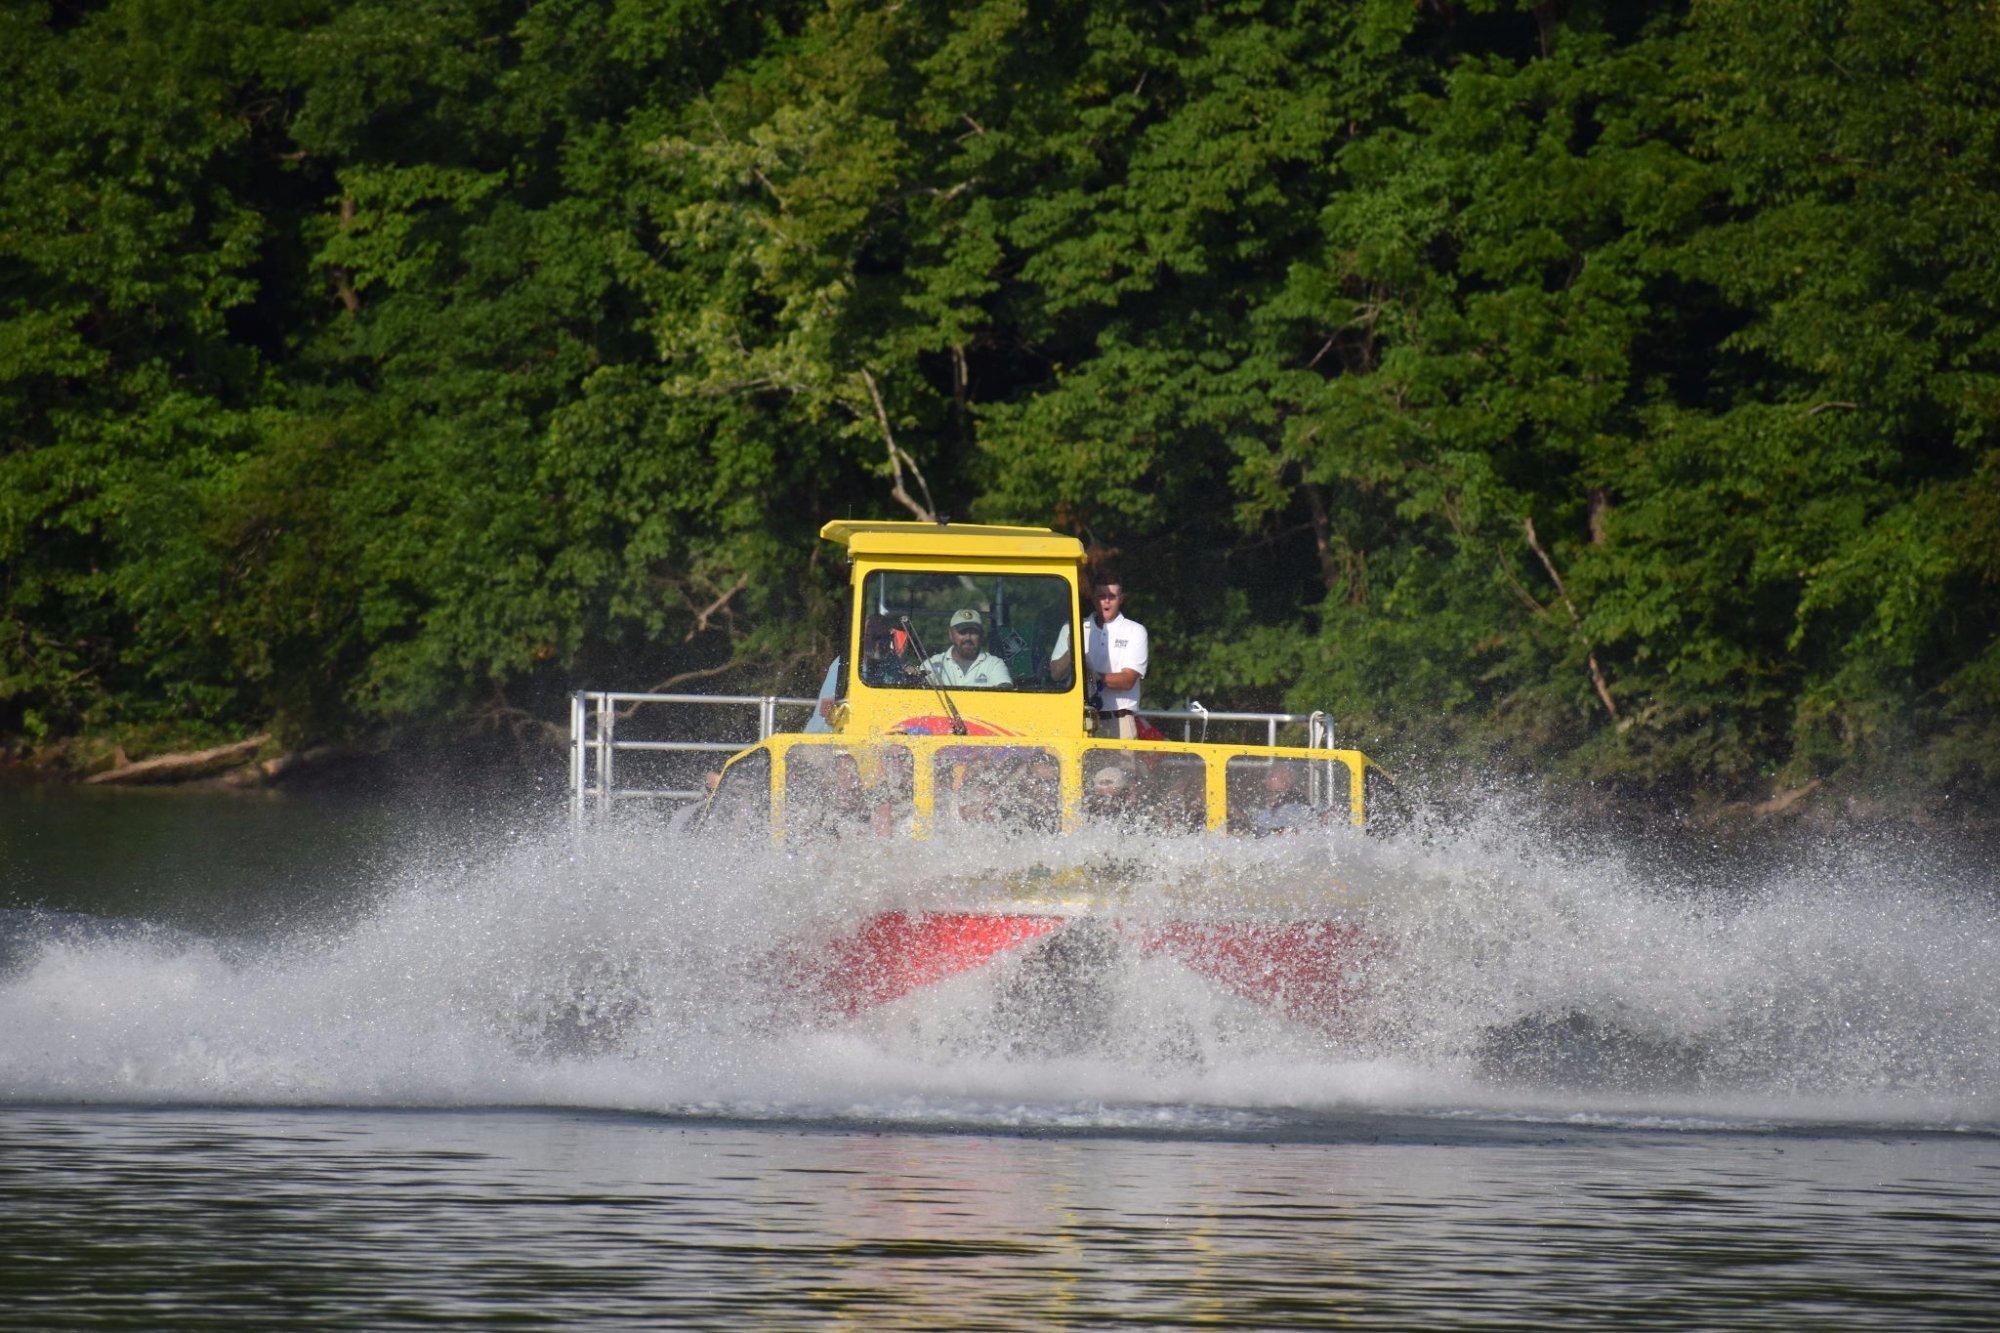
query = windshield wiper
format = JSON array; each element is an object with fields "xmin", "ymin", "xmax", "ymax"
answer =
[{"xmin": 899, "ymin": 616, "xmax": 969, "ymax": 736}]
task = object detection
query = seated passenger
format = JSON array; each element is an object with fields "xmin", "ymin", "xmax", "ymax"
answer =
[
  {"xmin": 1246, "ymin": 764, "xmax": 1317, "ymax": 835},
  {"xmin": 857, "ymin": 614, "xmax": 909, "ymax": 686},
  {"xmin": 922, "ymin": 610, "xmax": 1014, "ymax": 688},
  {"xmin": 867, "ymin": 745, "xmax": 915, "ymax": 837},
  {"xmin": 1047, "ymin": 613, "xmax": 1075, "ymax": 687},
  {"xmin": 1155, "ymin": 766, "xmax": 1209, "ymax": 830},
  {"xmin": 808, "ymin": 615, "xmax": 910, "ymax": 731},
  {"xmin": 1009, "ymin": 754, "xmax": 1064, "ymax": 834},
  {"xmin": 794, "ymin": 751, "xmax": 871, "ymax": 838},
  {"xmin": 953, "ymin": 773, "xmax": 1004, "ymax": 826},
  {"xmin": 1085, "ymin": 763, "xmax": 1140, "ymax": 819}
]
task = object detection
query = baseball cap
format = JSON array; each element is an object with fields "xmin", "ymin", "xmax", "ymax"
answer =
[{"xmin": 949, "ymin": 609, "xmax": 983, "ymax": 629}]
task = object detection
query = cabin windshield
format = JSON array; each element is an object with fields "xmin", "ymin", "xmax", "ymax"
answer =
[{"xmin": 862, "ymin": 570, "xmax": 1074, "ymax": 692}]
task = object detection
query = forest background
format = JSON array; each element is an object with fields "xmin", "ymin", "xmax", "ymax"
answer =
[{"xmin": 4, "ymin": 0, "xmax": 1997, "ymax": 821}]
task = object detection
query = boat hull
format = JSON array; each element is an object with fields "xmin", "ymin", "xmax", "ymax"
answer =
[{"xmin": 775, "ymin": 908, "xmax": 1375, "ymax": 1033}]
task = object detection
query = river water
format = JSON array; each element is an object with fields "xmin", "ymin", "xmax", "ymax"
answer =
[{"xmin": 2, "ymin": 782, "xmax": 1996, "ymax": 1327}]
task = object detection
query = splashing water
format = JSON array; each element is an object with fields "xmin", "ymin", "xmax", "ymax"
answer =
[{"xmin": 2, "ymin": 799, "xmax": 1995, "ymax": 1131}]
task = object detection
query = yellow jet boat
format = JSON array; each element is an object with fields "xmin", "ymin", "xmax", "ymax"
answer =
[{"xmin": 687, "ymin": 519, "xmax": 1392, "ymax": 1029}]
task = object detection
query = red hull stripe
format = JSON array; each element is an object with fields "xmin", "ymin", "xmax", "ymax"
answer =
[
  {"xmin": 791, "ymin": 914, "xmax": 1373, "ymax": 1026},
  {"xmin": 818, "ymin": 911, "xmax": 1063, "ymax": 1013},
  {"xmin": 1135, "ymin": 922, "xmax": 1372, "ymax": 1025}
]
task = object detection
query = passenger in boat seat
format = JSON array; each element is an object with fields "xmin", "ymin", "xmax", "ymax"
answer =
[
  {"xmin": 1157, "ymin": 765, "xmax": 1209, "ymax": 829},
  {"xmin": 923, "ymin": 610, "xmax": 1014, "ymax": 688},
  {"xmin": 803, "ymin": 752, "xmax": 871, "ymax": 835},
  {"xmin": 1048, "ymin": 601, "xmax": 1078, "ymax": 686},
  {"xmin": 856, "ymin": 615, "xmax": 907, "ymax": 686},
  {"xmin": 809, "ymin": 616, "xmax": 909, "ymax": 731},
  {"xmin": 953, "ymin": 773, "xmax": 1004, "ymax": 826},
  {"xmin": 1085, "ymin": 763, "xmax": 1140, "ymax": 818},
  {"xmin": 867, "ymin": 746, "xmax": 915, "ymax": 837},
  {"xmin": 1013, "ymin": 754, "xmax": 1064, "ymax": 833},
  {"xmin": 1247, "ymin": 764, "xmax": 1317, "ymax": 835},
  {"xmin": 1082, "ymin": 576, "xmax": 1148, "ymax": 739}
]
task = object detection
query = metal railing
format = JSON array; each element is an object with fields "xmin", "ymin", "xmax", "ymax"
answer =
[
  {"xmin": 570, "ymin": 691, "xmax": 1341, "ymax": 819},
  {"xmin": 1139, "ymin": 705, "xmax": 1339, "ymax": 810},
  {"xmin": 1141, "ymin": 703, "xmax": 1334, "ymax": 751},
  {"xmin": 570, "ymin": 691, "xmax": 817, "ymax": 823}
]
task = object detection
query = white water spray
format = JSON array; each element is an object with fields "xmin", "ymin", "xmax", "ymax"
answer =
[{"xmin": 2, "ymin": 800, "xmax": 1994, "ymax": 1130}]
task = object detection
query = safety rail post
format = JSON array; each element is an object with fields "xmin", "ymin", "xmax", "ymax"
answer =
[
  {"xmin": 569, "ymin": 691, "xmax": 586, "ymax": 834},
  {"xmin": 594, "ymin": 693, "xmax": 613, "ymax": 817},
  {"xmin": 1308, "ymin": 710, "xmax": 1331, "ymax": 809}
]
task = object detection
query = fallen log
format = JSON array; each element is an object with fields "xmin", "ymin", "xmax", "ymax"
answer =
[
  {"xmin": 214, "ymin": 744, "xmax": 360, "ymax": 788},
  {"xmin": 84, "ymin": 735, "xmax": 270, "ymax": 786}
]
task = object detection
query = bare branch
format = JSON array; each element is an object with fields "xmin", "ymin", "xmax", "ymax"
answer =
[
  {"xmin": 1804, "ymin": 401, "xmax": 1858, "ymax": 417},
  {"xmin": 927, "ymin": 178, "xmax": 979, "ymax": 203},
  {"xmin": 685, "ymin": 572, "xmax": 751, "ymax": 641},
  {"xmin": 1496, "ymin": 557, "xmax": 1551, "ymax": 619},
  {"xmin": 1301, "ymin": 481, "xmax": 1340, "ymax": 593},
  {"xmin": 859, "ymin": 367, "xmax": 938, "ymax": 522},
  {"xmin": 471, "ymin": 686, "xmax": 568, "ymax": 750},
  {"xmin": 621, "ymin": 660, "xmax": 749, "ymax": 719},
  {"xmin": 1523, "ymin": 517, "xmax": 1575, "ymax": 606},
  {"xmin": 1524, "ymin": 516, "xmax": 1619, "ymax": 721}
]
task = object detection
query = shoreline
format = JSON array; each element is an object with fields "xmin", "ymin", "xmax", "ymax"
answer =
[{"xmin": 6, "ymin": 732, "xmax": 1991, "ymax": 838}]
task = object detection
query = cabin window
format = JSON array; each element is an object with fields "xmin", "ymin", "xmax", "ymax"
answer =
[
  {"xmin": 783, "ymin": 742, "xmax": 915, "ymax": 840},
  {"xmin": 933, "ymin": 745, "xmax": 1061, "ymax": 834},
  {"xmin": 1226, "ymin": 757, "xmax": 1336, "ymax": 835},
  {"xmin": 1081, "ymin": 750, "xmax": 1207, "ymax": 833},
  {"xmin": 860, "ymin": 570, "xmax": 1075, "ymax": 691},
  {"xmin": 702, "ymin": 749, "xmax": 770, "ymax": 833}
]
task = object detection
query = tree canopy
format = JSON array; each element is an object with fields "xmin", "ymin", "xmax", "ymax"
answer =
[{"xmin": 3, "ymin": 0, "xmax": 1996, "ymax": 813}]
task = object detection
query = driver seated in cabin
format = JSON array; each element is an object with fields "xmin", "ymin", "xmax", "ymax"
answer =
[{"xmin": 921, "ymin": 610, "xmax": 1014, "ymax": 688}]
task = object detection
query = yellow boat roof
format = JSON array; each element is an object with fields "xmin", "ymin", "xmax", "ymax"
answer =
[{"xmin": 819, "ymin": 520, "xmax": 1084, "ymax": 561}]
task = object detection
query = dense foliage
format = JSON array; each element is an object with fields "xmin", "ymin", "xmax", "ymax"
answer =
[{"xmin": 4, "ymin": 0, "xmax": 1996, "ymax": 810}]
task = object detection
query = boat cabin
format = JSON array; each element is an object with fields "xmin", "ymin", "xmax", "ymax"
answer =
[
  {"xmin": 697, "ymin": 520, "xmax": 1381, "ymax": 838},
  {"xmin": 818, "ymin": 519, "xmax": 1090, "ymax": 740}
]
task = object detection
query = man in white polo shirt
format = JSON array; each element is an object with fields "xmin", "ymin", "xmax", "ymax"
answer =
[{"xmin": 1083, "ymin": 577, "xmax": 1147, "ymax": 738}]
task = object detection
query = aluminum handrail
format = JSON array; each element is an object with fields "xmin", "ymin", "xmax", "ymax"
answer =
[
  {"xmin": 607, "ymin": 739, "xmax": 766, "ymax": 753},
  {"xmin": 571, "ymin": 690, "xmax": 818, "ymax": 825},
  {"xmin": 569, "ymin": 689, "xmax": 1345, "ymax": 821},
  {"xmin": 586, "ymin": 691, "xmax": 822, "ymax": 707},
  {"xmin": 1136, "ymin": 707, "xmax": 1319, "ymax": 724}
]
